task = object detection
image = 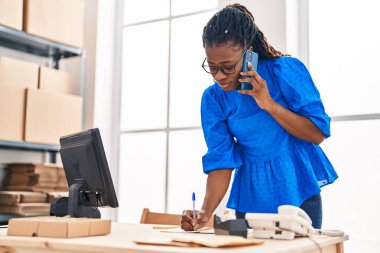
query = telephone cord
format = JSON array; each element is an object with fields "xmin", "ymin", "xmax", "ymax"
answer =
[{"xmin": 278, "ymin": 226, "xmax": 322, "ymax": 253}]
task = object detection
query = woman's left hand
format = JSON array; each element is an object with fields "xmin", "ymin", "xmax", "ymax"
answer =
[{"xmin": 238, "ymin": 62, "xmax": 276, "ymax": 111}]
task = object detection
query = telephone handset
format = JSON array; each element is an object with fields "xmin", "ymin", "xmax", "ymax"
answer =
[
  {"xmin": 278, "ymin": 205, "xmax": 312, "ymax": 224},
  {"xmin": 245, "ymin": 205, "xmax": 344, "ymax": 240}
]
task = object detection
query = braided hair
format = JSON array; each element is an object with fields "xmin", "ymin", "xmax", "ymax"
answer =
[{"xmin": 202, "ymin": 3, "xmax": 285, "ymax": 59}]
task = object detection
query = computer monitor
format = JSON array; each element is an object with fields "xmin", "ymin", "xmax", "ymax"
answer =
[{"xmin": 58, "ymin": 128, "xmax": 118, "ymax": 218}]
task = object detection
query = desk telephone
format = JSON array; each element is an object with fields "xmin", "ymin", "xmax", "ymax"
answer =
[{"xmin": 245, "ymin": 205, "xmax": 344, "ymax": 240}]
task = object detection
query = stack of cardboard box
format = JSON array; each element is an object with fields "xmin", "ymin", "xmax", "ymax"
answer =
[
  {"xmin": 0, "ymin": 191, "xmax": 68, "ymax": 216},
  {"xmin": 0, "ymin": 56, "xmax": 38, "ymax": 142},
  {"xmin": 24, "ymin": 66, "xmax": 82, "ymax": 145},
  {"xmin": 0, "ymin": 56, "xmax": 83, "ymax": 145},
  {"xmin": 2, "ymin": 163, "xmax": 68, "ymax": 192},
  {"xmin": 0, "ymin": 191, "xmax": 50, "ymax": 216},
  {"xmin": 0, "ymin": 1, "xmax": 83, "ymax": 217},
  {"xmin": 0, "ymin": 163, "xmax": 68, "ymax": 216}
]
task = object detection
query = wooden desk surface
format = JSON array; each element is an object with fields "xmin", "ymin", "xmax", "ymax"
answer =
[{"xmin": 0, "ymin": 222, "xmax": 348, "ymax": 253}]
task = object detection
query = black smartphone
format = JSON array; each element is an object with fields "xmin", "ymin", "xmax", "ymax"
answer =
[{"xmin": 239, "ymin": 50, "xmax": 258, "ymax": 90}]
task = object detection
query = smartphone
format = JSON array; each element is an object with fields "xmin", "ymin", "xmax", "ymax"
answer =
[{"xmin": 239, "ymin": 50, "xmax": 259, "ymax": 90}]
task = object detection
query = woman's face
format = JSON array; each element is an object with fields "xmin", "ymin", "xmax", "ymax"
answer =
[{"xmin": 204, "ymin": 41, "xmax": 245, "ymax": 92}]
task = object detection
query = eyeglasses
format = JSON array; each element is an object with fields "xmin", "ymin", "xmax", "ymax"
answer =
[{"xmin": 201, "ymin": 51, "xmax": 245, "ymax": 75}]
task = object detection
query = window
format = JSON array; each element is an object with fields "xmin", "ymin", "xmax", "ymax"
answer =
[
  {"xmin": 309, "ymin": 0, "xmax": 380, "ymax": 116},
  {"xmin": 309, "ymin": 1, "xmax": 380, "ymax": 251},
  {"xmin": 121, "ymin": 21, "xmax": 169, "ymax": 131},
  {"xmin": 118, "ymin": 1, "xmax": 217, "ymax": 223}
]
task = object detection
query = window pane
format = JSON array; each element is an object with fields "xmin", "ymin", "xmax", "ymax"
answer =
[
  {"xmin": 170, "ymin": 12, "xmax": 214, "ymax": 128},
  {"xmin": 171, "ymin": 0, "xmax": 217, "ymax": 16},
  {"xmin": 309, "ymin": 0, "xmax": 380, "ymax": 116},
  {"xmin": 167, "ymin": 130, "xmax": 208, "ymax": 214},
  {"xmin": 121, "ymin": 21, "xmax": 169, "ymax": 131},
  {"xmin": 124, "ymin": 0, "xmax": 170, "ymax": 25},
  {"xmin": 320, "ymin": 120, "xmax": 380, "ymax": 250},
  {"xmin": 118, "ymin": 132, "xmax": 167, "ymax": 223}
]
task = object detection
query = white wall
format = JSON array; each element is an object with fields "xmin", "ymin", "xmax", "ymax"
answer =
[
  {"xmin": 321, "ymin": 120, "xmax": 380, "ymax": 252},
  {"xmin": 307, "ymin": 1, "xmax": 380, "ymax": 252},
  {"xmin": 92, "ymin": 0, "xmax": 120, "ymax": 220}
]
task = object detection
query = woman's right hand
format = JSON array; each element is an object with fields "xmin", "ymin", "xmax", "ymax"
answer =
[{"xmin": 181, "ymin": 209, "xmax": 210, "ymax": 231}]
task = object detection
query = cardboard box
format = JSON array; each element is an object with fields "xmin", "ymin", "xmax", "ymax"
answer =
[
  {"xmin": 0, "ymin": 203, "xmax": 50, "ymax": 216},
  {"xmin": 0, "ymin": 85, "xmax": 26, "ymax": 141},
  {"xmin": 0, "ymin": 56, "xmax": 39, "ymax": 89},
  {"xmin": 24, "ymin": 0, "xmax": 84, "ymax": 47},
  {"xmin": 2, "ymin": 163, "xmax": 68, "ymax": 192},
  {"xmin": 7, "ymin": 216, "xmax": 112, "ymax": 238},
  {"xmin": 0, "ymin": 0, "xmax": 23, "ymax": 30},
  {"xmin": 0, "ymin": 191, "xmax": 48, "ymax": 205},
  {"xmin": 24, "ymin": 89, "xmax": 82, "ymax": 145},
  {"xmin": 39, "ymin": 67, "xmax": 73, "ymax": 94}
]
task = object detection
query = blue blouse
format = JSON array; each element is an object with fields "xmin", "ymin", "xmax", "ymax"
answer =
[{"xmin": 201, "ymin": 56, "xmax": 338, "ymax": 213}]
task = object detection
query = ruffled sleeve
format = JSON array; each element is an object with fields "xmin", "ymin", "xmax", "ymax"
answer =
[
  {"xmin": 201, "ymin": 87, "xmax": 243, "ymax": 174},
  {"xmin": 273, "ymin": 57, "xmax": 331, "ymax": 138}
]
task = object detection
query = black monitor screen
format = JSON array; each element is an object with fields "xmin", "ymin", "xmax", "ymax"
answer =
[{"xmin": 59, "ymin": 128, "xmax": 118, "ymax": 212}]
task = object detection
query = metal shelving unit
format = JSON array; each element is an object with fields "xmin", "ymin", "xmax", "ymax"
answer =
[
  {"xmin": 0, "ymin": 25, "xmax": 84, "ymax": 68},
  {"xmin": 0, "ymin": 24, "xmax": 86, "ymax": 163},
  {"xmin": 0, "ymin": 140, "xmax": 59, "ymax": 163}
]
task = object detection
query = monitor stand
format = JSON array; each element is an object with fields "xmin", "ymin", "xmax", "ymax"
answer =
[{"xmin": 68, "ymin": 179, "xmax": 101, "ymax": 219}]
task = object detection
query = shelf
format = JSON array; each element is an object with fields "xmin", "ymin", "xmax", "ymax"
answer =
[
  {"xmin": 0, "ymin": 139, "xmax": 59, "ymax": 152},
  {"xmin": 0, "ymin": 140, "xmax": 59, "ymax": 163},
  {"xmin": 0, "ymin": 25, "xmax": 84, "ymax": 68},
  {"xmin": 0, "ymin": 25, "xmax": 84, "ymax": 162}
]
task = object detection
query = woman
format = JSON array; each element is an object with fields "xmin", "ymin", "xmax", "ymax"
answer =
[{"xmin": 181, "ymin": 3, "xmax": 337, "ymax": 230}]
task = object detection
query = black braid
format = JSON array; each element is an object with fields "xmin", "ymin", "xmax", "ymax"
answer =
[{"xmin": 202, "ymin": 3, "xmax": 286, "ymax": 59}]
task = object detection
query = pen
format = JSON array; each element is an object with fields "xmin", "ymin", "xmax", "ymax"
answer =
[{"xmin": 192, "ymin": 192, "xmax": 196, "ymax": 223}]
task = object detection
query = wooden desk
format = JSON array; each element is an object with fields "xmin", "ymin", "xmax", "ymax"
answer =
[{"xmin": 0, "ymin": 223, "xmax": 348, "ymax": 253}]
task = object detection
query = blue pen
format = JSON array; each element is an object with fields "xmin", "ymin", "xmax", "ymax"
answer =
[{"xmin": 192, "ymin": 192, "xmax": 196, "ymax": 223}]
